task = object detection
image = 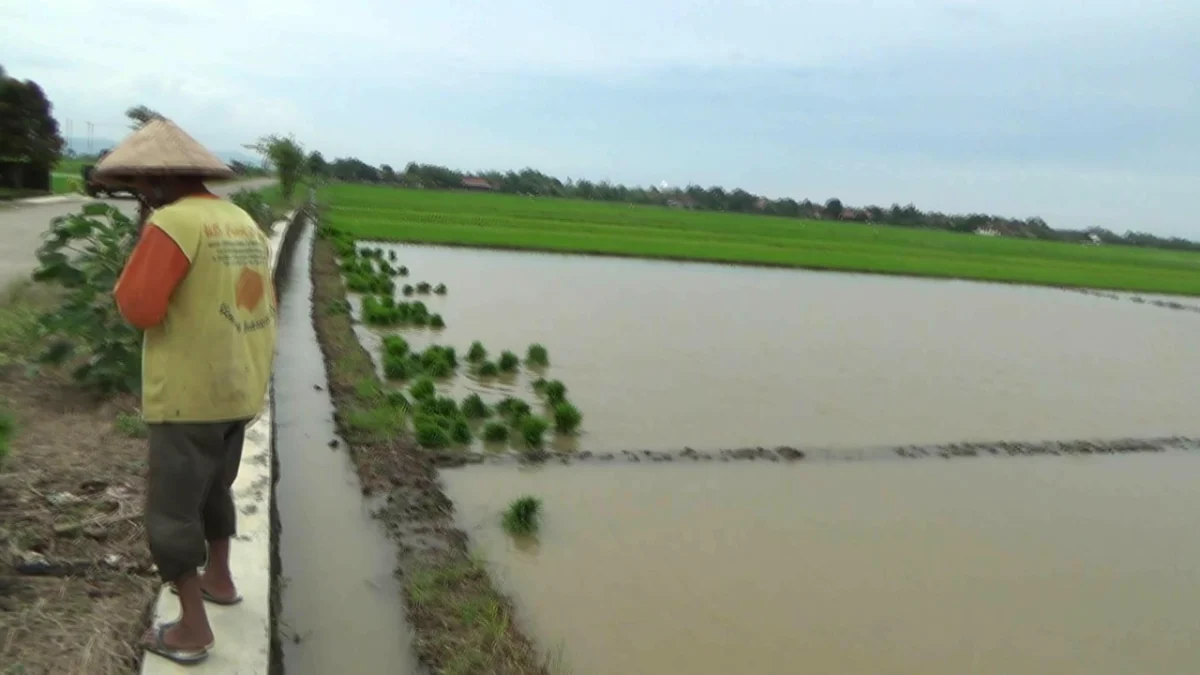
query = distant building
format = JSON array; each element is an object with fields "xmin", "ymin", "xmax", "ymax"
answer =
[
  {"xmin": 460, "ymin": 176, "xmax": 494, "ymax": 191},
  {"xmin": 975, "ymin": 227, "xmax": 1001, "ymax": 237},
  {"xmin": 1087, "ymin": 233, "xmax": 1103, "ymax": 245}
]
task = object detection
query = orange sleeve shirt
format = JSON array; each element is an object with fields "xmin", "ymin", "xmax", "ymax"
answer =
[{"xmin": 114, "ymin": 224, "xmax": 191, "ymax": 330}]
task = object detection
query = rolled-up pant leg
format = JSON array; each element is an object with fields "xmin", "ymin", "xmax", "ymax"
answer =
[{"xmin": 145, "ymin": 420, "xmax": 248, "ymax": 582}]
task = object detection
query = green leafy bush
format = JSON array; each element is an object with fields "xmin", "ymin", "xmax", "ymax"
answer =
[
  {"xmin": 32, "ymin": 204, "xmax": 141, "ymax": 394},
  {"xmin": 526, "ymin": 344, "xmax": 549, "ymax": 367},
  {"xmin": 450, "ymin": 417, "xmax": 473, "ymax": 445},
  {"xmin": 543, "ymin": 380, "xmax": 568, "ymax": 404},
  {"xmin": 477, "ymin": 361, "xmax": 499, "ymax": 377},
  {"xmin": 552, "ymin": 402, "xmax": 582, "ymax": 434},
  {"xmin": 462, "ymin": 393, "xmax": 489, "ymax": 419},
  {"xmin": 520, "ymin": 417, "xmax": 550, "ymax": 449},
  {"xmin": 382, "ymin": 335, "xmax": 409, "ymax": 357},
  {"xmin": 482, "ymin": 422, "xmax": 508, "ymax": 443},
  {"xmin": 498, "ymin": 350, "xmax": 520, "ymax": 372},
  {"xmin": 502, "ymin": 496, "xmax": 542, "ymax": 535},
  {"xmin": 409, "ymin": 377, "xmax": 436, "ymax": 401},
  {"xmin": 466, "ymin": 341, "xmax": 487, "ymax": 363}
]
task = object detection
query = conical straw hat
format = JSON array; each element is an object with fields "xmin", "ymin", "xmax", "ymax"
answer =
[{"xmin": 93, "ymin": 118, "xmax": 234, "ymax": 180}]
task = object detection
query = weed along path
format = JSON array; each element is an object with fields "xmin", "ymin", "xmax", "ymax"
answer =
[{"xmin": 274, "ymin": 222, "xmax": 421, "ymax": 674}]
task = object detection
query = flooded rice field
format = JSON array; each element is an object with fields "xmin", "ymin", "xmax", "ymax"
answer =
[
  {"xmin": 356, "ymin": 243, "xmax": 1200, "ymax": 450},
  {"xmin": 275, "ymin": 225, "xmax": 419, "ymax": 673},
  {"xmin": 444, "ymin": 455, "xmax": 1200, "ymax": 675}
]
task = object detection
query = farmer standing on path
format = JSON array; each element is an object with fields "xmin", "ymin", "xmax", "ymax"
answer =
[{"xmin": 99, "ymin": 119, "xmax": 279, "ymax": 666}]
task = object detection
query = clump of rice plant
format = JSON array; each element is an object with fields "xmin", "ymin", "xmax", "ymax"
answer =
[
  {"xmin": 383, "ymin": 353, "xmax": 411, "ymax": 380},
  {"xmin": 462, "ymin": 394, "xmax": 490, "ymax": 419},
  {"xmin": 379, "ymin": 261, "xmax": 395, "ymax": 275},
  {"xmin": 415, "ymin": 416, "xmax": 452, "ymax": 449},
  {"xmin": 543, "ymin": 380, "xmax": 568, "ymax": 404},
  {"xmin": 434, "ymin": 283, "xmax": 447, "ymax": 295},
  {"xmin": 385, "ymin": 390, "xmax": 411, "ymax": 411},
  {"xmin": 496, "ymin": 396, "xmax": 532, "ymax": 422},
  {"xmin": 477, "ymin": 361, "xmax": 499, "ymax": 377},
  {"xmin": 429, "ymin": 314, "xmax": 445, "ymax": 329},
  {"xmin": 425, "ymin": 395, "xmax": 459, "ymax": 418},
  {"xmin": 552, "ymin": 402, "xmax": 582, "ymax": 434},
  {"xmin": 423, "ymin": 354, "xmax": 453, "ymax": 377},
  {"xmin": 382, "ymin": 335, "xmax": 409, "ymax": 357},
  {"xmin": 525, "ymin": 344, "xmax": 550, "ymax": 367},
  {"xmin": 482, "ymin": 422, "xmax": 508, "ymax": 443},
  {"xmin": 466, "ymin": 341, "xmax": 488, "ymax": 363},
  {"xmin": 498, "ymin": 350, "xmax": 520, "ymax": 372},
  {"xmin": 398, "ymin": 265, "xmax": 409, "ymax": 276},
  {"xmin": 416, "ymin": 281, "xmax": 432, "ymax": 294},
  {"xmin": 410, "ymin": 312, "xmax": 429, "ymax": 327},
  {"xmin": 531, "ymin": 377, "xmax": 548, "ymax": 394},
  {"xmin": 450, "ymin": 417, "xmax": 473, "ymax": 445},
  {"xmin": 502, "ymin": 496, "xmax": 542, "ymax": 536},
  {"xmin": 420, "ymin": 345, "xmax": 457, "ymax": 374},
  {"xmin": 520, "ymin": 416, "xmax": 549, "ymax": 449},
  {"xmin": 402, "ymin": 284, "xmax": 415, "ymax": 296},
  {"xmin": 388, "ymin": 250, "xmax": 397, "ymax": 261},
  {"xmin": 409, "ymin": 377, "xmax": 436, "ymax": 401}
]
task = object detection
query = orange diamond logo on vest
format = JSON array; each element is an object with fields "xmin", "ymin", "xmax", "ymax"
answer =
[{"xmin": 235, "ymin": 267, "xmax": 266, "ymax": 312}]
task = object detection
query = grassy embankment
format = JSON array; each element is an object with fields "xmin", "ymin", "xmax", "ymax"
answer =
[{"xmin": 320, "ymin": 183, "xmax": 1200, "ymax": 296}]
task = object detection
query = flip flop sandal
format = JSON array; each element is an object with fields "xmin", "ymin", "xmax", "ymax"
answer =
[
  {"xmin": 170, "ymin": 584, "xmax": 244, "ymax": 606},
  {"xmin": 143, "ymin": 623, "xmax": 210, "ymax": 666}
]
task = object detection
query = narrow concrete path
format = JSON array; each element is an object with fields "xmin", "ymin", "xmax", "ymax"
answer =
[{"xmin": 0, "ymin": 178, "xmax": 276, "ymax": 289}]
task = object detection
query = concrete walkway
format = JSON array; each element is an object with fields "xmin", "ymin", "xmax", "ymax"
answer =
[{"xmin": 0, "ymin": 178, "xmax": 276, "ymax": 290}]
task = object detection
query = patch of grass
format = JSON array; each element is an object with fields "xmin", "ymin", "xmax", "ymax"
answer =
[
  {"xmin": 322, "ymin": 183, "xmax": 1200, "ymax": 296},
  {"xmin": 552, "ymin": 402, "xmax": 582, "ymax": 434},
  {"xmin": 543, "ymin": 380, "xmax": 568, "ymax": 404},
  {"xmin": 345, "ymin": 404, "xmax": 407, "ymax": 441},
  {"xmin": 482, "ymin": 422, "xmax": 509, "ymax": 443},
  {"xmin": 525, "ymin": 344, "xmax": 550, "ymax": 367},
  {"xmin": 502, "ymin": 496, "xmax": 542, "ymax": 536},
  {"xmin": 114, "ymin": 411, "xmax": 148, "ymax": 438},
  {"xmin": 519, "ymin": 416, "xmax": 549, "ymax": 449},
  {"xmin": 477, "ymin": 361, "xmax": 499, "ymax": 377},
  {"xmin": 466, "ymin": 341, "xmax": 488, "ymax": 363},
  {"xmin": 462, "ymin": 394, "xmax": 490, "ymax": 419},
  {"xmin": 410, "ymin": 377, "xmax": 437, "ymax": 401},
  {"xmin": 498, "ymin": 350, "xmax": 520, "ymax": 373}
]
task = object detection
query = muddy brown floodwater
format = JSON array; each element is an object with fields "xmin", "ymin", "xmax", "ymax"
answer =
[
  {"xmin": 275, "ymin": 224, "xmax": 420, "ymax": 674},
  {"xmin": 444, "ymin": 456, "xmax": 1200, "ymax": 675},
  {"xmin": 355, "ymin": 244, "xmax": 1200, "ymax": 450}
]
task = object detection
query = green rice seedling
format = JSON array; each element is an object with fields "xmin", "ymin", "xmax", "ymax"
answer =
[
  {"xmin": 379, "ymin": 261, "xmax": 395, "ymax": 275},
  {"xmin": 382, "ymin": 335, "xmax": 409, "ymax": 357},
  {"xmin": 416, "ymin": 281, "xmax": 432, "ymax": 294},
  {"xmin": 410, "ymin": 300, "xmax": 429, "ymax": 315},
  {"xmin": 552, "ymin": 402, "xmax": 582, "ymax": 434},
  {"xmin": 383, "ymin": 353, "xmax": 411, "ymax": 380},
  {"xmin": 461, "ymin": 393, "xmax": 489, "ymax": 419},
  {"xmin": 402, "ymin": 284, "xmax": 414, "ymax": 296},
  {"xmin": 434, "ymin": 283, "xmax": 447, "ymax": 295},
  {"xmin": 398, "ymin": 266, "xmax": 409, "ymax": 276},
  {"xmin": 380, "ymin": 294, "xmax": 396, "ymax": 309},
  {"xmin": 423, "ymin": 353, "xmax": 453, "ymax": 377},
  {"xmin": 477, "ymin": 361, "xmax": 499, "ymax": 377},
  {"xmin": 450, "ymin": 417, "xmax": 473, "ymax": 445},
  {"xmin": 496, "ymin": 396, "xmax": 532, "ymax": 422},
  {"xmin": 482, "ymin": 422, "xmax": 508, "ymax": 443},
  {"xmin": 429, "ymin": 314, "xmax": 445, "ymax": 329},
  {"xmin": 466, "ymin": 341, "xmax": 487, "ymax": 363},
  {"xmin": 346, "ymin": 273, "xmax": 375, "ymax": 293},
  {"xmin": 520, "ymin": 417, "xmax": 549, "ymax": 449},
  {"xmin": 410, "ymin": 312, "xmax": 429, "ymax": 327},
  {"xmin": 498, "ymin": 350, "xmax": 520, "ymax": 372},
  {"xmin": 415, "ymin": 416, "xmax": 452, "ymax": 449},
  {"xmin": 430, "ymin": 395, "xmax": 460, "ymax": 417},
  {"xmin": 385, "ymin": 390, "xmax": 411, "ymax": 411},
  {"xmin": 525, "ymin": 344, "xmax": 549, "ymax": 367},
  {"xmin": 409, "ymin": 377, "xmax": 436, "ymax": 401},
  {"xmin": 531, "ymin": 377, "xmax": 549, "ymax": 394},
  {"xmin": 388, "ymin": 250, "xmax": 397, "ymax": 261},
  {"xmin": 544, "ymin": 380, "xmax": 568, "ymax": 404},
  {"xmin": 502, "ymin": 496, "xmax": 542, "ymax": 536}
]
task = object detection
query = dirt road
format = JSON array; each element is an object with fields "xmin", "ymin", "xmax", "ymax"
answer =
[{"xmin": 0, "ymin": 178, "xmax": 276, "ymax": 289}]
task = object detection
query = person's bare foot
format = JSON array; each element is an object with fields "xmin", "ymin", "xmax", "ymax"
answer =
[
  {"xmin": 199, "ymin": 569, "xmax": 239, "ymax": 603},
  {"xmin": 142, "ymin": 620, "xmax": 214, "ymax": 652}
]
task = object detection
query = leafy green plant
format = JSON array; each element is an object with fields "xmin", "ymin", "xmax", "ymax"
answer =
[
  {"xmin": 519, "ymin": 416, "xmax": 549, "ymax": 449},
  {"xmin": 498, "ymin": 350, "xmax": 520, "ymax": 372},
  {"xmin": 114, "ymin": 411, "xmax": 149, "ymax": 438},
  {"xmin": 461, "ymin": 393, "xmax": 489, "ymax": 419},
  {"xmin": 382, "ymin": 335, "xmax": 409, "ymax": 357},
  {"xmin": 552, "ymin": 402, "xmax": 582, "ymax": 434},
  {"xmin": 477, "ymin": 361, "xmax": 499, "ymax": 377},
  {"xmin": 32, "ymin": 204, "xmax": 141, "ymax": 394},
  {"xmin": 429, "ymin": 314, "xmax": 445, "ymax": 329},
  {"xmin": 482, "ymin": 422, "xmax": 508, "ymax": 443},
  {"xmin": 502, "ymin": 496, "xmax": 542, "ymax": 536},
  {"xmin": 229, "ymin": 188, "xmax": 279, "ymax": 232},
  {"xmin": 409, "ymin": 377, "xmax": 436, "ymax": 401},
  {"xmin": 466, "ymin": 341, "xmax": 487, "ymax": 363},
  {"xmin": 525, "ymin": 344, "xmax": 549, "ymax": 367},
  {"xmin": 434, "ymin": 283, "xmax": 447, "ymax": 295},
  {"xmin": 543, "ymin": 380, "xmax": 568, "ymax": 404},
  {"xmin": 415, "ymin": 415, "xmax": 452, "ymax": 449},
  {"xmin": 450, "ymin": 417, "xmax": 473, "ymax": 445}
]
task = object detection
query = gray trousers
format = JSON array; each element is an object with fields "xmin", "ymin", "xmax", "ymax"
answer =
[{"xmin": 145, "ymin": 420, "xmax": 247, "ymax": 582}]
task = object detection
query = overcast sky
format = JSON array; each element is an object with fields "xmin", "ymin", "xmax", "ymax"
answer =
[{"xmin": 7, "ymin": 0, "xmax": 1198, "ymax": 235}]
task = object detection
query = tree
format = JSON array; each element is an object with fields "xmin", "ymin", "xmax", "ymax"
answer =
[
  {"xmin": 380, "ymin": 164, "xmax": 396, "ymax": 183},
  {"xmin": 247, "ymin": 134, "xmax": 306, "ymax": 199},
  {"xmin": 125, "ymin": 104, "xmax": 165, "ymax": 129},
  {"xmin": 306, "ymin": 151, "xmax": 327, "ymax": 178},
  {"xmin": 0, "ymin": 65, "xmax": 65, "ymax": 168},
  {"xmin": 824, "ymin": 198, "xmax": 844, "ymax": 220}
]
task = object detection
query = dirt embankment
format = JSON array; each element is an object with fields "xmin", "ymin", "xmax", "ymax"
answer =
[{"xmin": 309, "ymin": 231, "xmax": 548, "ymax": 675}]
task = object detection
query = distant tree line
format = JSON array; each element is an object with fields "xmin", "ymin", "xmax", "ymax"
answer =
[{"xmin": 302, "ymin": 154, "xmax": 1199, "ymax": 253}]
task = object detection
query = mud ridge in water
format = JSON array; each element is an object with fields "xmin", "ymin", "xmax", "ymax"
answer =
[
  {"xmin": 308, "ymin": 228, "xmax": 548, "ymax": 675},
  {"xmin": 438, "ymin": 435, "xmax": 1200, "ymax": 468},
  {"xmin": 1068, "ymin": 287, "xmax": 1200, "ymax": 313}
]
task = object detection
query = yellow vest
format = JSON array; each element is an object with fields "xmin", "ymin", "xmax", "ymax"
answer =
[{"xmin": 142, "ymin": 196, "xmax": 277, "ymax": 423}]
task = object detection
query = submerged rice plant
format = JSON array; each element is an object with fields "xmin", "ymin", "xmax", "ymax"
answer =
[
  {"xmin": 382, "ymin": 335, "xmax": 409, "ymax": 357},
  {"xmin": 416, "ymin": 281, "xmax": 432, "ymax": 294},
  {"xmin": 388, "ymin": 250, "xmax": 397, "ymax": 261},
  {"xmin": 409, "ymin": 377, "xmax": 436, "ymax": 401},
  {"xmin": 415, "ymin": 416, "xmax": 452, "ymax": 449},
  {"xmin": 402, "ymin": 284, "xmax": 415, "ymax": 296},
  {"xmin": 477, "ymin": 361, "xmax": 499, "ymax": 377},
  {"xmin": 434, "ymin": 283, "xmax": 447, "ymax": 295},
  {"xmin": 531, "ymin": 377, "xmax": 549, "ymax": 394},
  {"xmin": 466, "ymin": 341, "xmax": 488, "ymax": 363},
  {"xmin": 429, "ymin": 314, "xmax": 445, "ymax": 329},
  {"xmin": 525, "ymin": 344, "xmax": 549, "ymax": 367},
  {"xmin": 502, "ymin": 496, "xmax": 542, "ymax": 536},
  {"xmin": 462, "ymin": 393, "xmax": 490, "ymax": 419},
  {"xmin": 543, "ymin": 380, "xmax": 568, "ymax": 404},
  {"xmin": 383, "ymin": 353, "xmax": 411, "ymax": 380},
  {"xmin": 496, "ymin": 396, "xmax": 532, "ymax": 422},
  {"xmin": 385, "ymin": 390, "xmax": 411, "ymax": 411},
  {"xmin": 482, "ymin": 422, "xmax": 509, "ymax": 443},
  {"xmin": 498, "ymin": 350, "xmax": 520, "ymax": 373},
  {"xmin": 450, "ymin": 417, "xmax": 473, "ymax": 445},
  {"xmin": 519, "ymin": 416, "xmax": 549, "ymax": 449},
  {"xmin": 552, "ymin": 402, "xmax": 582, "ymax": 434},
  {"xmin": 398, "ymin": 265, "xmax": 409, "ymax": 276}
]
